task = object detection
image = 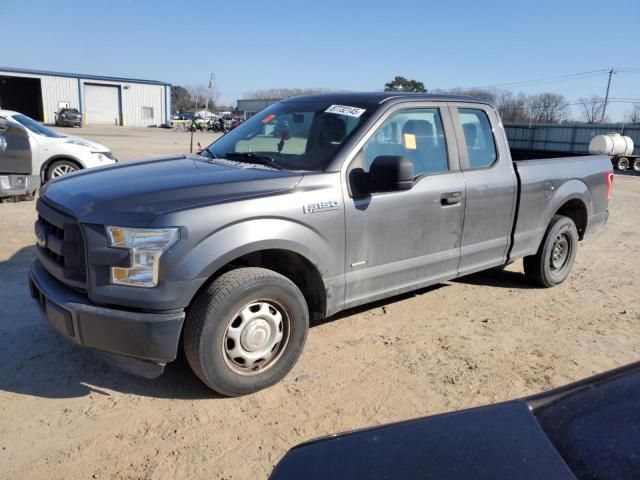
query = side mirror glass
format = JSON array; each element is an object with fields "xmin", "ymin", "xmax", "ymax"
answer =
[{"xmin": 366, "ymin": 155, "xmax": 414, "ymax": 193}]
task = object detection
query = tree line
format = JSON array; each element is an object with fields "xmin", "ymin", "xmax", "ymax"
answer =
[{"xmin": 171, "ymin": 75, "xmax": 639, "ymax": 124}]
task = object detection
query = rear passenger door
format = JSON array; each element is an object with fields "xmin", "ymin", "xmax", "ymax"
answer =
[
  {"xmin": 449, "ymin": 104, "xmax": 517, "ymax": 276},
  {"xmin": 343, "ymin": 104, "xmax": 465, "ymax": 308}
]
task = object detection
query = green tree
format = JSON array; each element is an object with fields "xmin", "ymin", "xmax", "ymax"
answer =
[
  {"xmin": 171, "ymin": 86, "xmax": 192, "ymax": 113},
  {"xmin": 384, "ymin": 76, "xmax": 427, "ymax": 93}
]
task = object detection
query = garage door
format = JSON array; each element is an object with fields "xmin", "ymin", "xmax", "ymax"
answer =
[{"xmin": 84, "ymin": 84, "xmax": 120, "ymax": 125}]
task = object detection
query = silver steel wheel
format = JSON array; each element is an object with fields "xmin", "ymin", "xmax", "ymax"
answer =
[
  {"xmin": 223, "ymin": 300, "xmax": 290, "ymax": 375},
  {"xmin": 51, "ymin": 163, "xmax": 77, "ymax": 178},
  {"xmin": 550, "ymin": 233, "xmax": 570, "ymax": 271}
]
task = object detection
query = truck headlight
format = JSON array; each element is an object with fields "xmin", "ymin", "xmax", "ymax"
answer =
[{"xmin": 106, "ymin": 226, "xmax": 179, "ymax": 287}]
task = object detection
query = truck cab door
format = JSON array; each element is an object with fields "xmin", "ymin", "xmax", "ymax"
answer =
[
  {"xmin": 0, "ymin": 118, "xmax": 32, "ymax": 174},
  {"xmin": 342, "ymin": 104, "xmax": 464, "ymax": 309},
  {"xmin": 448, "ymin": 104, "xmax": 517, "ymax": 276}
]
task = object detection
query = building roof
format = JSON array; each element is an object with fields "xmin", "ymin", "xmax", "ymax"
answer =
[{"xmin": 0, "ymin": 66, "xmax": 170, "ymax": 86}]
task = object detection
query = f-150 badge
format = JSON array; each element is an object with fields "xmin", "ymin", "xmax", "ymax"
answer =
[{"xmin": 303, "ymin": 200, "xmax": 339, "ymax": 214}]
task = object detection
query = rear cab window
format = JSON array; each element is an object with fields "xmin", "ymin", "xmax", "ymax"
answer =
[{"xmin": 456, "ymin": 108, "xmax": 497, "ymax": 169}]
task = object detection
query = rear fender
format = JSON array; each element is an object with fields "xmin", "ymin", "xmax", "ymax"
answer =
[{"xmin": 530, "ymin": 180, "xmax": 592, "ymax": 252}]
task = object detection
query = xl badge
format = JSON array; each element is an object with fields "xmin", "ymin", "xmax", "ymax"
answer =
[
  {"xmin": 35, "ymin": 223, "xmax": 47, "ymax": 249},
  {"xmin": 303, "ymin": 200, "xmax": 339, "ymax": 214}
]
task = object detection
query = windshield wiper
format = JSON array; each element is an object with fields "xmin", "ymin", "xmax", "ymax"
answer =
[{"xmin": 223, "ymin": 152, "xmax": 284, "ymax": 170}]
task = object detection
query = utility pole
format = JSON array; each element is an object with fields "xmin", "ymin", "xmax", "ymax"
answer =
[
  {"xmin": 204, "ymin": 73, "xmax": 214, "ymax": 119},
  {"xmin": 601, "ymin": 68, "xmax": 615, "ymax": 124}
]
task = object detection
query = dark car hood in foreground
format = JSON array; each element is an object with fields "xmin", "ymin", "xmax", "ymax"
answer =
[
  {"xmin": 271, "ymin": 363, "xmax": 640, "ymax": 480},
  {"xmin": 270, "ymin": 401, "xmax": 575, "ymax": 480},
  {"xmin": 42, "ymin": 155, "xmax": 303, "ymax": 226}
]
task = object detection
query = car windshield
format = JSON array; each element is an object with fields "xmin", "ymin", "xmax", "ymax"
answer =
[
  {"xmin": 12, "ymin": 114, "xmax": 62, "ymax": 138},
  {"xmin": 201, "ymin": 101, "xmax": 371, "ymax": 171}
]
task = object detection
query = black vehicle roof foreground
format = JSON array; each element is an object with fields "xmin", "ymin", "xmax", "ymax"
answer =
[
  {"xmin": 283, "ymin": 91, "xmax": 494, "ymax": 107},
  {"xmin": 269, "ymin": 362, "xmax": 640, "ymax": 480}
]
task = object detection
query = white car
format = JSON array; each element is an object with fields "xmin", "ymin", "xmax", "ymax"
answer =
[{"xmin": 0, "ymin": 110, "xmax": 117, "ymax": 181}]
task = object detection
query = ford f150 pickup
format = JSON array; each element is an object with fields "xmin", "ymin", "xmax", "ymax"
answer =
[{"xmin": 29, "ymin": 93, "xmax": 613, "ymax": 396}]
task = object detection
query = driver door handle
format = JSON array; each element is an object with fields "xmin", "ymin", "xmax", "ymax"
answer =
[{"xmin": 441, "ymin": 191, "xmax": 462, "ymax": 206}]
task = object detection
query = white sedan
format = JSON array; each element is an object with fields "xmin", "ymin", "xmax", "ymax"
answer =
[{"xmin": 0, "ymin": 110, "xmax": 117, "ymax": 181}]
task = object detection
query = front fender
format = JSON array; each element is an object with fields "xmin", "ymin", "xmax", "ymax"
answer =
[{"xmin": 180, "ymin": 218, "xmax": 338, "ymax": 283}]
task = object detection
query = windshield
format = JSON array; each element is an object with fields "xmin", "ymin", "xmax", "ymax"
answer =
[
  {"xmin": 12, "ymin": 114, "xmax": 62, "ymax": 138},
  {"xmin": 201, "ymin": 101, "xmax": 371, "ymax": 171}
]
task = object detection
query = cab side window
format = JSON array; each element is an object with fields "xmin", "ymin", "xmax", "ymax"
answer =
[
  {"xmin": 362, "ymin": 108, "xmax": 448, "ymax": 176},
  {"xmin": 458, "ymin": 108, "xmax": 497, "ymax": 169}
]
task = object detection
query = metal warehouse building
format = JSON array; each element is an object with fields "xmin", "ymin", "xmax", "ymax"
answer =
[
  {"xmin": 236, "ymin": 98, "xmax": 283, "ymax": 119},
  {"xmin": 0, "ymin": 67, "xmax": 171, "ymax": 127}
]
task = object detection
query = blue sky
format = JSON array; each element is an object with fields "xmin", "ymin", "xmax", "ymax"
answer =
[{"xmin": 3, "ymin": 0, "xmax": 639, "ymax": 120}]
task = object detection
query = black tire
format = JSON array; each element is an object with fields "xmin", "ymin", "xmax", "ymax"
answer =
[
  {"xmin": 184, "ymin": 267, "xmax": 309, "ymax": 396},
  {"xmin": 615, "ymin": 157, "xmax": 629, "ymax": 171},
  {"xmin": 46, "ymin": 159, "xmax": 79, "ymax": 181},
  {"xmin": 524, "ymin": 215, "xmax": 578, "ymax": 288},
  {"xmin": 633, "ymin": 158, "xmax": 640, "ymax": 172}
]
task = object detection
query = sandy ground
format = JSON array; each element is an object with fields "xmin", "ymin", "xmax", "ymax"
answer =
[{"xmin": 0, "ymin": 126, "xmax": 639, "ymax": 479}]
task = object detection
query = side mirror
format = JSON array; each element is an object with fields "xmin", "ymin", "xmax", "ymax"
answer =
[{"xmin": 366, "ymin": 155, "xmax": 414, "ymax": 193}]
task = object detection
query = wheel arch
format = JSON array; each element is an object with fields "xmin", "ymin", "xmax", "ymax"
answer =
[
  {"xmin": 555, "ymin": 198, "xmax": 588, "ymax": 240},
  {"xmin": 189, "ymin": 246, "xmax": 327, "ymax": 324},
  {"xmin": 544, "ymin": 180, "xmax": 592, "ymax": 241},
  {"xmin": 41, "ymin": 155, "xmax": 84, "ymax": 181}
]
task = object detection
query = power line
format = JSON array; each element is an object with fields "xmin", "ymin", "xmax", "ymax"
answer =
[{"xmin": 472, "ymin": 69, "xmax": 609, "ymax": 89}]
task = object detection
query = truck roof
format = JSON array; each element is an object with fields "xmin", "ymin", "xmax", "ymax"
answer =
[{"xmin": 284, "ymin": 92, "xmax": 494, "ymax": 107}]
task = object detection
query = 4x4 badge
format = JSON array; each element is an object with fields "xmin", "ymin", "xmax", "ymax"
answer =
[{"xmin": 303, "ymin": 200, "xmax": 339, "ymax": 214}]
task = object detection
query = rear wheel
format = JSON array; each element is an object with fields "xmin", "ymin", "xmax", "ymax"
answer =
[
  {"xmin": 524, "ymin": 215, "xmax": 578, "ymax": 288},
  {"xmin": 633, "ymin": 158, "xmax": 640, "ymax": 172},
  {"xmin": 184, "ymin": 267, "xmax": 309, "ymax": 396},
  {"xmin": 615, "ymin": 157, "xmax": 629, "ymax": 171}
]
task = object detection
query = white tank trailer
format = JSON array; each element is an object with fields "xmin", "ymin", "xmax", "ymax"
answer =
[{"xmin": 589, "ymin": 133, "xmax": 639, "ymax": 171}]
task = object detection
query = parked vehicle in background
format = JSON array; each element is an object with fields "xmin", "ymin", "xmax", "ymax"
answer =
[
  {"xmin": 589, "ymin": 133, "xmax": 640, "ymax": 172},
  {"xmin": 29, "ymin": 93, "xmax": 612, "ymax": 396},
  {"xmin": 270, "ymin": 362, "xmax": 640, "ymax": 480},
  {"xmin": 0, "ymin": 110, "xmax": 117, "ymax": 181},
  {"xmin": 0, "ymin": 117, "xmax": 39, "ymax": 200},
  {"xmin": 54, "ymin": 108, "xmax": 82, "ymax": 127}
]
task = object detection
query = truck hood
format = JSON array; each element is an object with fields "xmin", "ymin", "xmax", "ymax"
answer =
[{"xmin": 41, "ymin": 155, "xmax": 303, "ymax": 226}]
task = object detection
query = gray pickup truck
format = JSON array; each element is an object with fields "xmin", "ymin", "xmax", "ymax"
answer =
[{"xmin": 29, "ymin": 93, "xmax": 613, "ymax": 396}]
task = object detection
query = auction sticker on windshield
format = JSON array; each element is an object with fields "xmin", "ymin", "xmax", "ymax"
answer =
[{"xmin": 325, "ymin": 105, "xmax": 366, "ymax": 117}]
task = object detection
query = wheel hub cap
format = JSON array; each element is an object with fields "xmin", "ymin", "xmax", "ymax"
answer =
[
  {"xmin": 551, "ymin": 234, "xmax": 569, "ymax": 270},
  {"xmin": 223, "ymin": 300, "xmax": 289, "ymax": 375},
  {"xmin": 240, "ymin": 319, "xmax": 272, "ymax": 351}
]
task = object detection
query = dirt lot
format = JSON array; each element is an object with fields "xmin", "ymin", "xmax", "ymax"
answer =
[{"xmin": 1, "ymin": 126, "xmax": 638, "ymax": 479}]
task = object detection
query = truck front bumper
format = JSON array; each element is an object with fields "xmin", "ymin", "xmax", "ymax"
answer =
[{"xmin": 29, "ymin": 260, "xmax": 185, "ymax": 378}]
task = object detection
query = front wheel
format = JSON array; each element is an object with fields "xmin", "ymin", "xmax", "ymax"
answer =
[
  {"xmin": 524, "ymin": 215, "xmax": 578, "ymax": 288},
  {"xmin": 184, "ymin": 267, "xmax": 309, "ymax": 396},
  {"xmin": 47, "ymin": 159, "xmax": 79, "ymax": 180}
]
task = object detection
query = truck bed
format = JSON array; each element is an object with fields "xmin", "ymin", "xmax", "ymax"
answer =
[{"xmin": 508, "ymin": 152, "xmax": 612, "ymax": 262}]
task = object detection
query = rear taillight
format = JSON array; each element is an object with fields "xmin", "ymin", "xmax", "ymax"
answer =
[{"xmin": 606, "ymin": 172, "xmax": 614, "ymax": 200}]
